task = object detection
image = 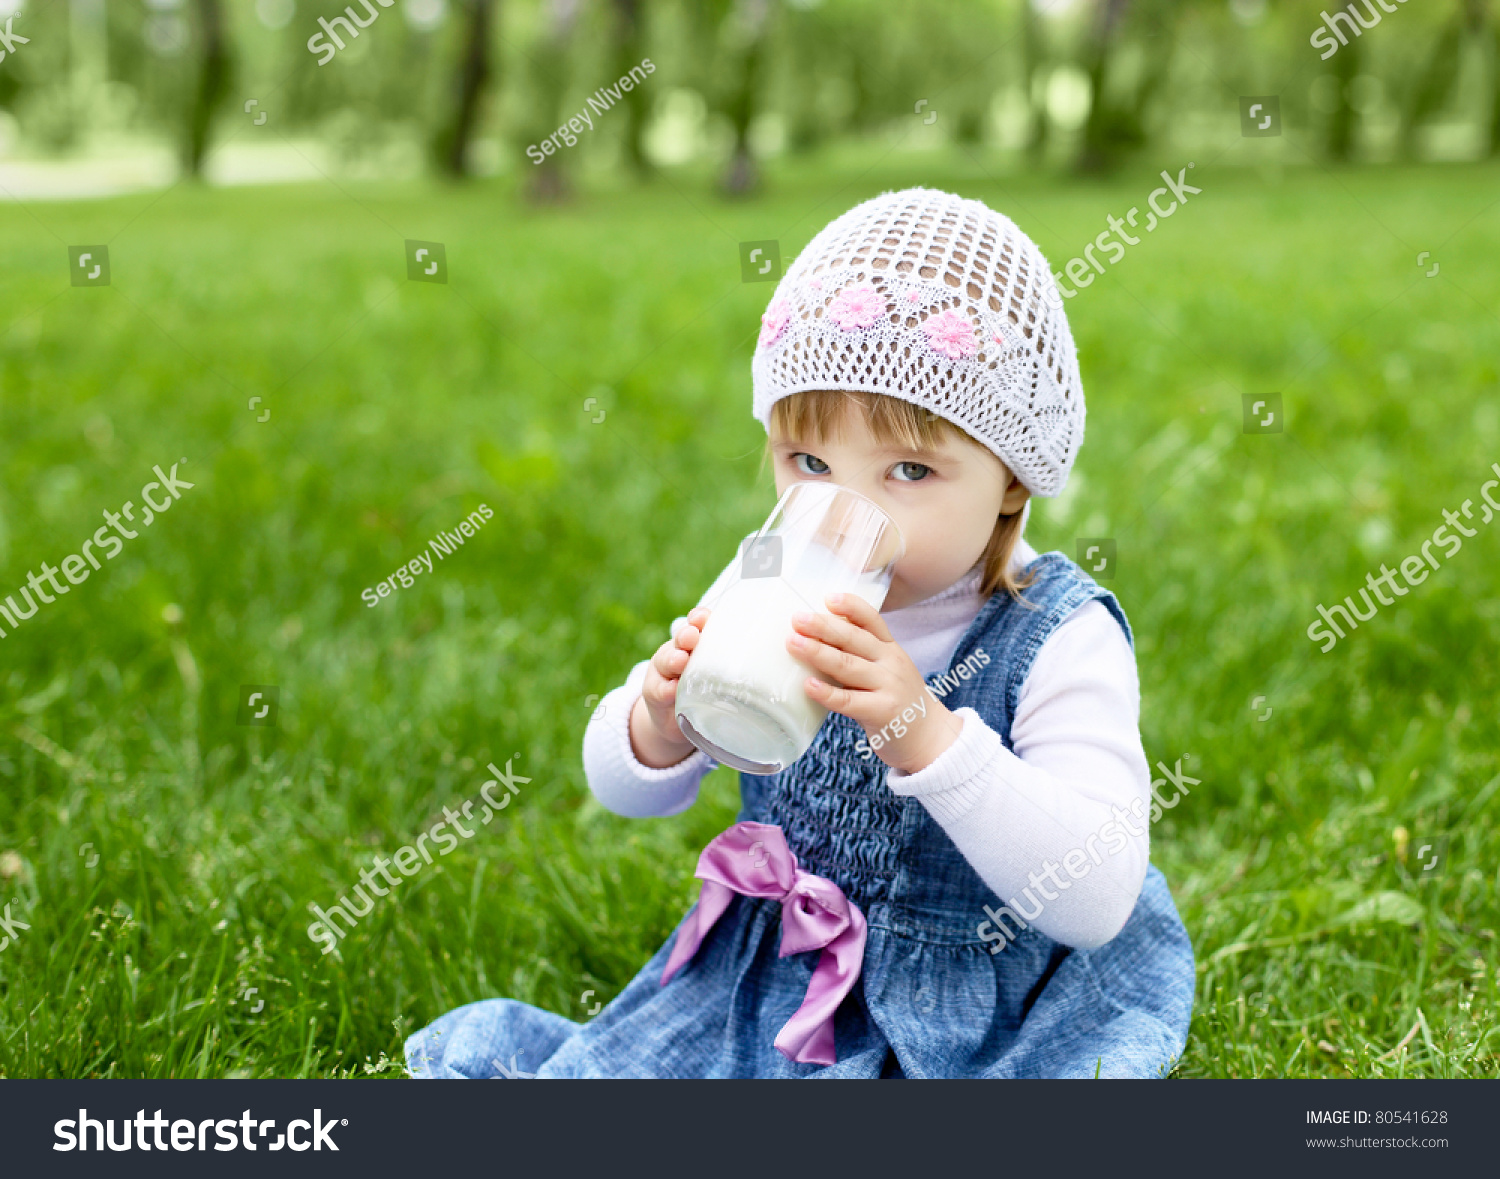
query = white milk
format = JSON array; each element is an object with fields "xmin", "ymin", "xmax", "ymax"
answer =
[{"xmin": 675, "ymin": 569, "xmax": 890, "ymax": 774}]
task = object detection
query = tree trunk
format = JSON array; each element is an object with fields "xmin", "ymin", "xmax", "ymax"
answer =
[
  {"xmin": 721, "ymin": 0, "xmax": 770, "ymax": 197},
  {"xmin": 1491, "ymin": 10, "xmax": 1500, "ymax": 154},
  {"xmin": 1398, "ymin": 4, "xmax": 1464, "ymax": 159},
  {"xmin": 612, "ymin": 0, "xmax": 652, "ymax": 177},
  {"xmin": 1077, "ymin": 0, "xmax": 1131, "ymax": 174},
  {"xmin": 1124, "ymin": 2, "xmax": 1177, "ymax": 147},
  {"xmin": 185, "ymin": 0, "xmax": 228, "ymax": 178},
  {"xmin": 1326, "ymin": 23, "xmax": 1360, "ymax": 162},
  {"xmin": 436, "ymin": 0, "xmax": 496, "ymax": 177},
  {"xmin": 523, "ymin": 0, "xmax": 579, "ymax": 203},
  {"xmin": 1023, "ymin": 0, "xmax": 1048, "ymax": 163}
]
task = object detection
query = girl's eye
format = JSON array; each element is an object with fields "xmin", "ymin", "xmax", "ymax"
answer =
[
  {"xmin": 792, "ymin": 453, "xmax": 830, "ymax": 476},
  {"xmin": 891, "ymin": 461, "xmax": 931, "ymax": 482}
]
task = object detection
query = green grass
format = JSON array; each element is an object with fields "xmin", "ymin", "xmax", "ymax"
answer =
[{"xmin": 1, "ymin": 151, "xmax": 1498, "ymax": 1077}]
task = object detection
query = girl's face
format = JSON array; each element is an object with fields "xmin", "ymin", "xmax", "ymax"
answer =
[{"xmin": 769, "ymin": 403, "xmax": 1031, "ymax": 611}]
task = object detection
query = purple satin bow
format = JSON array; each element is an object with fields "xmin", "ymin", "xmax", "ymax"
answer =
[{"xmin": 660, "ymin": 820, "xmax": 867, "ymax": 1066}]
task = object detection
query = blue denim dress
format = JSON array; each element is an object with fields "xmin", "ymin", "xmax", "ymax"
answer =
[{"xmin": 405, "ymin": 551, "xmax": 1195, "ymax": 1079}]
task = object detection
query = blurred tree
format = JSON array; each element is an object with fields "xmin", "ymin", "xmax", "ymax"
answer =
[
  {"xmin": 1022, "ymin": 0, "xmax": 1050, "ymax": 163},
  {"xmin": 1325, "ymin": 14, "xmax": 1360, "ymax": 161},
  {"xmin": 1397, "ymin": 0, "xmax": 1482, "ymax": 159},
  {"xmin": 778, "ymin": 0, "xmax": 841, "ymax": 155},
  {"xmin": 925, "ymin": 0, "xmax": 1002, "ymax": 147},
  {"xmin": 1116, "ymin": 0, "xmax": 1177, "ymax": 157},
  {"xmin": 433, "ymin": 0, "xmax": 498, "ymax": 176},
  {"xmin": 610, "ymin": 0, "xmax": 652, "ymax": 176},
  {"xmin": 183, "ymin": 0, "xmax": 231, "ymax": 177},
  {"xmin": 4, "ymin": 0, "xmax": 77, "ymax": 151},
  {"xmin": 1490, "ymin": 0, "xmax": 1500, "ymax": 154},
  {"xmin": 1076, "ymin": 0, "xmax": 1178, "ymax": 173},
  {"xmin": 721, "ymin": 0, "xmax": 773, "ymax": 195},
  {"xmin": 845, "ymin": 19, "xmax": 879, "ymax": 135},
  {"xmin": 1077, "ymin": 0, "xmax": 1130, "ymax": 173},
  {"xmin": 521, "ymin": 0, "xmax": 581, "ymax": 202}
]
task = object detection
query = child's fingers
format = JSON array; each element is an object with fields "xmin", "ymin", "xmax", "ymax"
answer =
[
  {"xmin": 824, "ymin": 592, "xmax": 894, "ymax": 643},
  {"xmin": 642, "ymin": 658, "xmax": 680, "ymax": 707},
  {"xmin": 803, "ymin": 674, "xmax": 865, "ymax": 719},
  {"xmin": 787, "ymin": 629, "xmax": 882, "ymax": 690},
  {"xmin": 651, "ymin": 638, "xmax": 690, "ymax": 682},
  {"xmin": 649, "ymin": 674, "xmax": 678, "ymax": 706},
  {"xmin": 675, "ymin": 609, "xmax": 710, "ymax": 649},
  {"xmin": 789, "ymin": 607, "xmax": 885, "ymax": 662},
  {"xmin": 674, "ymin": 622, "xmax": 704, "ymax": 654}
]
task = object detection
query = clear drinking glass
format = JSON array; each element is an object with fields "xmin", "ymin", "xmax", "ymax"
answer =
[{"xmin": 674, "ymin": 481, "xmax": 905, "ymax": 774}]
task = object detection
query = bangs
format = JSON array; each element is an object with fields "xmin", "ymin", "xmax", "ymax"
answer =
[{"xmin": 767, "ymin": 389, "xmax": 967, "ymax": 453}]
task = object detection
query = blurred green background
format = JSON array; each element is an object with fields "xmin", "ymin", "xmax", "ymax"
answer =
[{"xmin": 0, "ymin": 0, "xmax": 1497, "ymax": 1078}]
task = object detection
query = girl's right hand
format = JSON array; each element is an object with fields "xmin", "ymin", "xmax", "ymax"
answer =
[{"xmin": 629, "ymin": 606, "xmax": 710, "ymax": 768}]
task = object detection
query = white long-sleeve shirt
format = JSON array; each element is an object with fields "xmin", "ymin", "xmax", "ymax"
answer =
[{"xmin": 581, "ymin": 531, "xmax": 1153, "ymax": 950}]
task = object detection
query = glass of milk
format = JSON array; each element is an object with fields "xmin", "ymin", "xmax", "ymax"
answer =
[{"xmin": 674, "ymin": 481, "xmax": 905, "ymax": 774}]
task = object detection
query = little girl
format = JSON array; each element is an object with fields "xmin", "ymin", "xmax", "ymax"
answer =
[{"xmin": 405, "ymin": 187, "xmax": 1194, "ymax": 1079}]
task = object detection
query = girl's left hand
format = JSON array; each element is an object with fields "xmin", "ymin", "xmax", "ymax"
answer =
[{"xmin": 787, "ymin": 592, "xmax": 963, "ymax": 775}]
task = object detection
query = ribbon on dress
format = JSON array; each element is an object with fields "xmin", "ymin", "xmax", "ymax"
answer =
[{"xmin": 660, "ymin": 820, "xmax": 867, "ymax": 1066}]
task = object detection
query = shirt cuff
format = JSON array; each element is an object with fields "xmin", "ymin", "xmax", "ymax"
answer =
[{"xmin": 885, "ymin": 706, "xmax": 1001, "ymax": 826}]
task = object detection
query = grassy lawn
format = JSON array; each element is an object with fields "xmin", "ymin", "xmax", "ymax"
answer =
[{"xmin": 0, "ymin": 152, "xmax": 1497, "ymax": 1077}]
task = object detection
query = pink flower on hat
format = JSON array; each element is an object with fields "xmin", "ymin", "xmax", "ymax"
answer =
[
  {"xmin": 924, "ymin": 308, "xmax": 977, "ymax": 360},
  {"xmin": 759, "ymin": 298, "xmax": 792, "ymax": 348},
  {"xmin": 827, "ymin": 283, "xmax": 884, "ymax": 331}
]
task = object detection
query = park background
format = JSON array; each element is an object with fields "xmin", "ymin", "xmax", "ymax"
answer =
[{"xmin": 0, "ymin": 0, "xmax": 1497, "ymax": 1078}]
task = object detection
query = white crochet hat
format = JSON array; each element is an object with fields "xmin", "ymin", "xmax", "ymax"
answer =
[{"xmin": 750, "ymin": 187, "xmax": 1084, "ymax": 497}]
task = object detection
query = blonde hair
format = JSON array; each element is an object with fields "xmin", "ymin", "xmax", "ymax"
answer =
[{"xmin": 759, "ymin": 389, "xmax": 1036, "ymax": 603}]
